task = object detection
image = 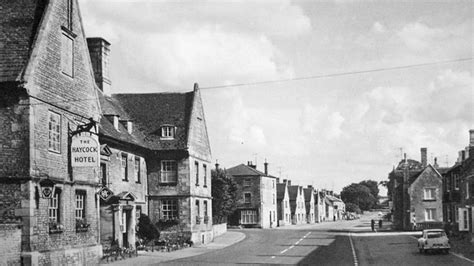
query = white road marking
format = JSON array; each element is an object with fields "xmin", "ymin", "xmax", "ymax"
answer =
[
  {"xmin": 271, "ymin": 256, "xmax": 276, "ymax": 259},
  {"xmin": 278, "ymin": 232, "xmax": 312, "ymax": 256},
  {"xmin": 349, "ymin": 232, "xmax": 359, "ymax": 266}
]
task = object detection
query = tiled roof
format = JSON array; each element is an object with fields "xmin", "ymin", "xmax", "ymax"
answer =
[
  {"xmin": 113, "ymin": 92, "xmax": 194, "ymax": 150},
  {"xmin": 303, "ymin": 188, "xmax": 313, "ymax": 202},
  {"xmin": 0, "ymin": 0, "xmax": 46, "ymax": 82},
  {"xmin": 227, "ymin": 164, "xmax": 266, "ymax": 177},
  {"xmin": 98, "ymin": 92, "xmax": 147, "ymax": 148},
  {"xmin": 276, "ymin": 183, "xmax": 287, "ymax": 200},
  {"xmin": 288, "ymin": 186, "xmax": 300, "ymax": 201}
]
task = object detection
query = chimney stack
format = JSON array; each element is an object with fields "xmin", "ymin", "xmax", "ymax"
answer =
[
  {"xmin": 283, "ymin": 179, "xmax": 287, "ymax": 185},
  {"xmin": 215, "ymin": 160, "xmax": 219, "ymax": 170},
  {"xmin": 264, "ymin": 159, "xmax": 268, "ymax": 176},
  {"xmin": 461, "ymin": 150, "xmax": 466, "ymax": 162},
  {"xmin": 247, "ymin": 161, "xmax": 256, "ymax": 169},
  {"xmin": 420, "ymin": 147, "xmax": 427, "ymax": 168},
  {"xmin": 87, "ymin": 37, "xmax": 111, "ymax": 95},
  {"xmin": 276, "ymin": 178, "xmax": 280, "ymax": 183},
  {"xmin": 470, "ymin": 129, "xmax": 474, "ymax": 147},
  {"xmin": 433, "ymin": 157, "xmax": 439, "ymax": 168},
  {"xmin": 287, "ymin": 180, "xmax": 291, "ymax": 186}
]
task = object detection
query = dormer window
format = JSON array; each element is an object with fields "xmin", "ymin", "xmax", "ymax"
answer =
[{"xmin": 161, "ymin": 125, "xmax": 176, "ymax": 139}]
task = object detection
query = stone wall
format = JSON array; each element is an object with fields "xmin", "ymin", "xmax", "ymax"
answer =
[
  {"xmin": 0, "ymin": 224, "xmax": 22, "ymax": 266},
  {"xmin": 409, "ymin": 167, "xmax": 443, "ymax": 224},
  {"xmin": 0, "ymin": 87, "xmax": 29, "ymax": 178},
  {"xmin": 212, "ymin": 223, "xmax": 227, "ymax": 237}
]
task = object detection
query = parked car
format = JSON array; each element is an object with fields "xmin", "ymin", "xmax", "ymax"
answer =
[{"xmin": 417, "ymin": 229, "xmax": 450, "ymax": 254}]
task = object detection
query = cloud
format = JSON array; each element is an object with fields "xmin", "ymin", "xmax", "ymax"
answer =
[
  {"xmin": 80, "ymin": 0, "xmax": 305, "ymax": 89},
  {"xmin": 300, "ymin": 104, "xmax": 346, "ymax": 140},
  {"xmin": 372, "ymin": 21, "xmax": 386, "ymax": 33}
]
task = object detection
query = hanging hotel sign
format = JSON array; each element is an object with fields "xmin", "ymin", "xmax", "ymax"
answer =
[
  {"xmin": 71, "ymin": 135, "xmax": 99, "ymax": 167},
  {"xmin": 98, "ymin": 187, "xmax": 114, "ymax": 201}
]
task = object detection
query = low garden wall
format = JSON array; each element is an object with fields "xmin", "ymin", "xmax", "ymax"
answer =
[{"xmin": 212, "ymin": 223, "xmax": 227, "ymax": 237}]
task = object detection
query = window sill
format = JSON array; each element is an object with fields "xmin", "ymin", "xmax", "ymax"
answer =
[
  {"xmin": 48, "ymin": 149, "xmax": 61, "ymax": 154},
  {"xmin": 49, "ymin": 229, "xmax": 64, "ymax": 234},
  {"xmin": 159, "ymin": 182, "xmax": 177, "ymax": 186},
  {"xmin": 203, "ymin": 185, "xmax": 207, "ymax": 188},
  {"xmin": 76, "ymin": 227, "xmax": 89, "ymax": 233},
  {"xmin": 423, "ymin": 199, "xmax": 436, "ymax": 202},
  {"xmin": 160, "ymin": 137, "xmax": 175, "ymax": 140}
]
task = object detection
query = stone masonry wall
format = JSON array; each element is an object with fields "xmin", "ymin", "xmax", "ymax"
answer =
[
  {"xmin": 409, "ymin": 167, "xmax": 443, "ymax": 224},
  {"xmin": 0, "ymin": 89, "xmax": 30, "ymax": 179},
  {"xmin": 0, "ymin": 224, "xmax": 22, "ymax": 266}
]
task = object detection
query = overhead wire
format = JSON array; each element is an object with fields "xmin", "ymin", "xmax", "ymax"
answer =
[{"xmin": 200, "ymin": 57, "xmax": 472, "ymax": 90}]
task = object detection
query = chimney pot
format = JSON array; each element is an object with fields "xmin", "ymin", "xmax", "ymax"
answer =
[{"xmin": 287, "ymin": 180, "xmax": 291, "ymax": 186}]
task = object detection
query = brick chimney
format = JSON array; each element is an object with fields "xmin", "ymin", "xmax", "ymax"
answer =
[
  {"xmin": 87, "ymin": 37, "xmax": 111, "ymax": 95},
  {"xmin": 247, "ymin": 161, "xmax": 256, "ymax": 169},
  {"xmin": 420, "ymin": 147, "xmax": 427, "ymax": 168},
  {"xmin": 470, "ymin": 129, "xmax": 474, "ymax": 146},
  {"xmin": 264, "ymin": 159, "xmax": 268, "ymax": 176},
  {"xmin": 215, "ymin": 160, "xmax": 219, "ymax": 170},
  {"xmin": 287, "ymin": 180, "xmax": 291, "ymax": 186}
]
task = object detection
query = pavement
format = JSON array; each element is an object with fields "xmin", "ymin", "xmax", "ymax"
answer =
[{"xmin": 99, "ymin": 230, "xmax": 246, "ymax": 266}]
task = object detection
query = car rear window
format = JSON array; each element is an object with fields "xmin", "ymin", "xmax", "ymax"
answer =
[{"xmin": 427, "ymin": 232, "xmax": 445, "ymax": 238}]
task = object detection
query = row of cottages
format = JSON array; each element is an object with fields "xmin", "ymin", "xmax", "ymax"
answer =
[
  {"xmin": 227, "ymin": 162, "xmax": 345, "ymax": 227},
  {"xmin": 0, "ymin": 1, "xmax": 213, "ymax": 265},
  {"xmin": 442, "ymin": 130, "xmax": 474, "ymax": 241},
  {"xmin": 388, "ymin": 148, "xmax": 447, "ymax": 231}
]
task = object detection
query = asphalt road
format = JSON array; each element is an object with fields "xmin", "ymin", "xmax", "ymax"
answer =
[{"xmin": 160, "ymin": 213, "xmax": 473, "ymax": 265}]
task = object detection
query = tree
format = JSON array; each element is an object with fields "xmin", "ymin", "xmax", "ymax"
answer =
[
  {"xmin": 341, "ymin": 183, "xmax": 376, "ymax": 211},
  {"xmin": 137, "ymin": 213, "xmax": 160, "ymax": 245},
  {"xmin": 212, "ymin": 168, "xmax": 238, "ymax": 224},
  {"xmin": 359, "ymin": 180, "xmax": 379, "ymax": 200},
  {"xmin": 345, "ymin": 202, "xmax": 361, "ymax": 214}
]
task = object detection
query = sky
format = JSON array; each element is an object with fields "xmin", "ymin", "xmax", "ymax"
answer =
[{"xmin": 79, "ymin": 0, "xmax": 473, "ymax": 195}]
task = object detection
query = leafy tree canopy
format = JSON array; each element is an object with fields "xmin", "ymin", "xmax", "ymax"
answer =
[
  {"xmin": 359, "ymin": 180, "xmax": 379, "ymax": 199},
  {"xmin": 341, "ymin": 183, "xmax": 376, "ymax": 211},
  {"xmin": 212, "ymin": 168, "xmax": 238, "ymax": 224}
]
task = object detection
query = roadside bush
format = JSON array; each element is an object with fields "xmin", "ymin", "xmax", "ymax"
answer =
[
  {"xmin": 137, "ymin": 214, "xmax": 160, "ymax": 247},
  {"xmin": 345, "ymin": 203, "xmax": 362, "ymax": 214}
]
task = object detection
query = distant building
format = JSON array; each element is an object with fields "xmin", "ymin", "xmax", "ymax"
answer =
[
  {"xmin": 389, "ymin": 148, "xmax": 446, "ymax": 230},
  {"xmin": 276, "ymin": 181, "xmax": 291, "ymax": 226},
  {"xmin": 303, "ymin": 186, "xmax": 316, "ymax": 223},
  {"xmin": 316, "ymin": 190, "xmax": 326, "ymax": 222},
  {"xmin": 328, "ymin": 195, "xmax": 345, "ymax": 220},
  {"xmin": 288, "ymin": 183, "xmax": 306, "ymax": 224},
  {"xmin": 227, "ymin": 162, "xmax": 277, "ymax": 228}
]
